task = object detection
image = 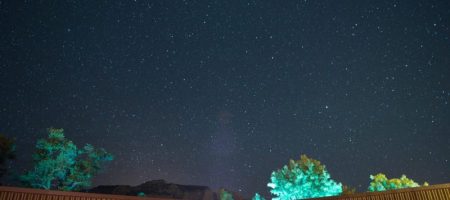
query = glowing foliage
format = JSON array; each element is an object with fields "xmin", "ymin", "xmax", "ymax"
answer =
[
  {"xmin": 267, "ymin": 155, "xmax": 342, "ymax": 200},
  {"xmin": 0, "ymin": 134, "xmax": 15, "ymax": 179},
  {"xmin": 20, "ymin": 128, "xmax": 113, "ymax": 191},
  {"xmin": 252, "ymin": 193, "xmax": 266, "ymax": 200},
  {"xmin": 368, "ymin": 173, "xmax": 429, "ymax": 192},
  {"xmin": 137, "ymin": 192, "xmax": 146, "ymax": 197},
  {"xmin": 219, "ymin": 188, "xmax": 234, "ymax": 200}
]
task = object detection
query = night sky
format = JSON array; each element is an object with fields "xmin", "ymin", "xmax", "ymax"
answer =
[{"xmin": 1, "ymin": 0, "xmax": 450, "ymax": 198}]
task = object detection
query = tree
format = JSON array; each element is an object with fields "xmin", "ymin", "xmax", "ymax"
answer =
[
  {"xmin": 21, "ymin": 128, "xmax": 113, "ymax": 191},
  {"xmin": 368, "ymin": 173, "xmax": 429, "ymax": 192},
  {"xmin": 0, "ymin": 134, "xmax": 15, "ymax": 180},
  {"xmin": 137, "ymin": 192, "xmax": 146, "ymax": 197},
  {"xmin": 267, "ymin": 154, "xmax": 342, "ymax": 200},
  {"xmin": 252, "ymin": 193, "xmax": 266, "ymax": 200},
  {"xmin": 341, "ymin": 185, "xmax": 356, "ymax": 195},
  {"xmin": 219, "ymin": 188, "xmax": 234, "ymax": 200}
]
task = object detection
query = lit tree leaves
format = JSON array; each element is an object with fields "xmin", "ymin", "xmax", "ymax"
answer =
[
  {"xmin": 252, "ymin": 193, "xmax": 265, "ymax": 200},
  {"xmin": 219, "ymin": 188, "xmax": 234, "ymax": 200},
  {"xmin": 368, "ymin": 173, "xmax": 428, "ymax": 192},
  {"xmin": 267, "ymin": 154, "xmax": 342, "ymax": 200},
  {"xmin": 20, "ymin": 128, "xmax": 113, "ymax": 191}
]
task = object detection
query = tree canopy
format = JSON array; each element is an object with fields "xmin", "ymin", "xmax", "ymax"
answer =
[
  {"xmin": 252, "ymin": 193, "xmax": 266, "ymax": 200},
  {"xmin": 267, "ymin": 154, "xmax": 342, "ymax": 200},
  {"xmin": 368, "ymin": 173, "xmax": 428, "ymax": 192},
  {"xmin": 341, "ymin": 185, "xmax": 356, "ymax": 195},
  {"xmin": 219, "ymin": 188, "xmax": 234, "ymax": 200},
  {"xmin": 20, "ymin": 128, "xmax": 113, "ymax": 191}
]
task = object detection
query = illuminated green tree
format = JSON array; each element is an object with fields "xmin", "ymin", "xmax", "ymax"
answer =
[
  {"xmin": 252, "ymin": 193, "xmax": 265, "ymax": 200},
  {"xmin": 267, "ymin": 154, "xmax": 342, "ymax": 200},
  {"xmin": 368, "ymin": 173, "xmax": 428, "ymax": 192},
  {"xmin": 21, "ymin": 128, "xmax": 113, "ymax": 191},
  {"xmin": 137, "ymin": 192, "xmax": 146, "ymax": 197},
  {"xmin": 0, "ymin": 134, "xmax": 15, "ymax": 180},
  {"xmin": 219, "ymin": 188, "xmax": 234, "ymax": 200}
]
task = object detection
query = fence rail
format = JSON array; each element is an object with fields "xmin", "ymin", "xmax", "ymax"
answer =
[
  {"xmin": 312, "ymin": 183, "xmax": 450, "ymax": 200},
  {"xmin": 1, "ymin": 183, "xmax": 449, "ymax": 200},
  {"xmin": 0, "ymin": 186, "xmax": 176, "ymax": 200}
]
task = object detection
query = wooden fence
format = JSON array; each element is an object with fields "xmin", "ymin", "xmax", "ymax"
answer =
[
  {"xmin": 312, "ymin": 183, "xmax": 450, "ymax": 200},
  {"xmin": 0, "ymin": 186, "xmax": 176, "ymax": 200},
  {"xmin": 1, "ymin": 183, "xmax": 449, "ymax": 200}
]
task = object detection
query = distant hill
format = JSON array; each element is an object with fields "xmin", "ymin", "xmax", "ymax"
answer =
[{"xmin": 89, "ymin": 179, "xmax": 244, "ymax": 200}]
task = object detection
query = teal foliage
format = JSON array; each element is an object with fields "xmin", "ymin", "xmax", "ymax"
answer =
[
  {"xmin": 20, "ymin": 128, "xmax": 113, "ymax": 191},
  {"xmin": 252, "ymin": 193, "xmax": 265, "ymax": 200},
  {"xmin": 267, "ymin": 155, "xmax": 342, "ymax": 200},
  {"xmin": 137, "ymin": 192, "xmax": 146, "ymax": 197},
  {"xmin": 219, "ymin": 189, "xmax": 234, "ymax": 200}
]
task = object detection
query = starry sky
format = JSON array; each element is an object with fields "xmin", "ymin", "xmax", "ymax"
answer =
[{"xmin": 1, "ymin": 0, "xmax": 449, "ymax": 198}]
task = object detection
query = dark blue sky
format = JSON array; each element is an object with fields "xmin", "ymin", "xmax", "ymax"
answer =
[{"xmin": 1, "ymin": 0, "xmax": 449, "ymax": 197}]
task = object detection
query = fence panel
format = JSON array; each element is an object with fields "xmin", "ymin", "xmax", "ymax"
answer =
[{"xmin": 0, "ymin": 186, "xmax": 176, "ymax": 200}]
